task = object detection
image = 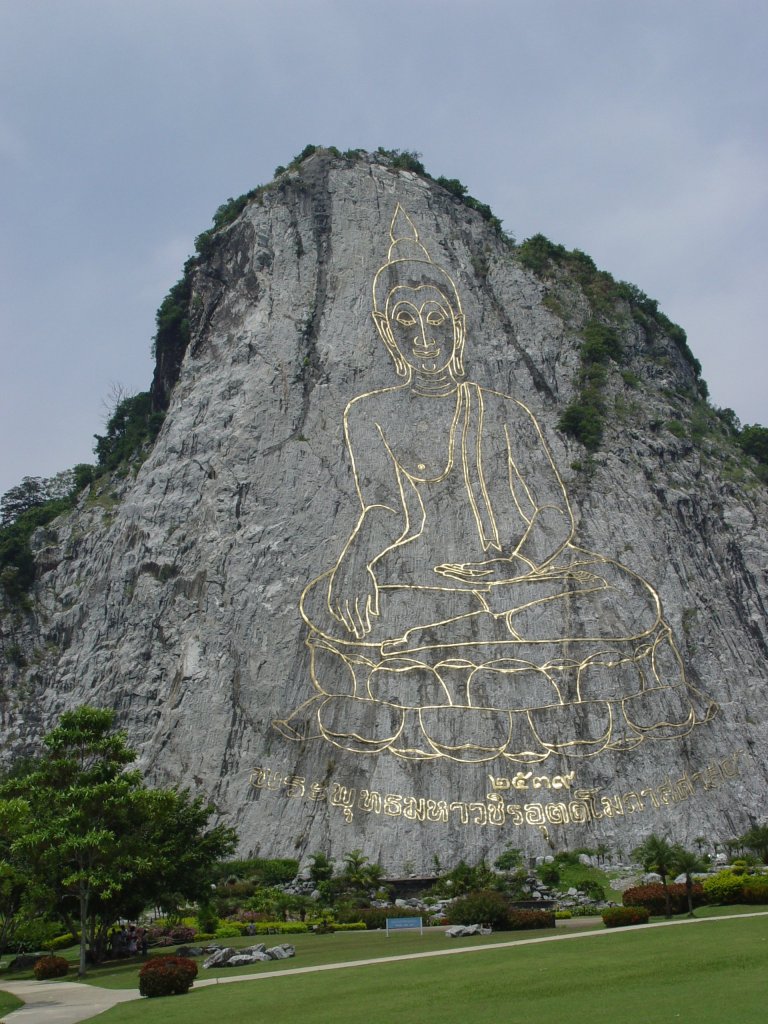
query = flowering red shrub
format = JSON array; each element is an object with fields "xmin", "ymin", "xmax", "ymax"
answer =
[
  {"xmin": 622, "ymin": 882, "xmax": 703, "ymax": 915},
  {"xmin": 602, "ymin": 906, "xmax": 650, "ymax": 928},
  {"xmin": 33, "ymin": 955, "xmax": 69, "ymax": 979},
  {"xmin": 146, "ymin": 925, "xmax": 196, "ymax": 945},
  {"xmin": 138, "ymin": 956, "xmax": 198, "ymax": 997}
]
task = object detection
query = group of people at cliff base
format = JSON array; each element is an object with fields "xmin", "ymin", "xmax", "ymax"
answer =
[{"xmin": 108, "ymin": 924, "xmax": 149, "ymax": 958}]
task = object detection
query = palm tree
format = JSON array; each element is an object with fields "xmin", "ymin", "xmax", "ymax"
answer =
[
  {"xmin": 307, "ymin": 851, "xmax": 334, "ymax": 884},
  {"xmin": 632, "ymin": 834, "xmax": 676, "ymax": 918},
  {"xmin": 342, "ymin": 849, "xmax": 378, "ymax": 893},
  {"xmin": 595, "ymin": 843, "xmax": 611, "ymax": 866},
  {"xmin": 671, "ymin": 845, "xmax": 707, "ymax": 916}
]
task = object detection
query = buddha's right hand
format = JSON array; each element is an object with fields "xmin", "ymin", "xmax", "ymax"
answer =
[{"xmin": 327, "ymin": 562, "xmax": 380, "ymax": 639}]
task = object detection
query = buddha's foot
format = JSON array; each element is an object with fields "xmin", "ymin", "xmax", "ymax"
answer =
[
  {"xmin": 318, "ymin": 695, "xmax": 405, "ymax": 753},
  {"xmin": 419, "ymin": 706, "xmax": 514, "ymax": 763},
  {"xmin": 466, "ymin": 661, "xmax": 562, "ymax": 710},
  {"xmin": 622, "ymin": 684, "xmax": 695, "ymax": 738},
  {"xmin": 529, "ymin": 701, "xmax": 613, "ymax": 758},
  {"xmin": 367, "ymin": 659, "xmax": 452, "ymax": 708}
]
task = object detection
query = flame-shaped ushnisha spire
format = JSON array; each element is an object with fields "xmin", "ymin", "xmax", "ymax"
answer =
[{"xmin": 386, "ymin": 204, "xmax": 433, "ymax": 264}]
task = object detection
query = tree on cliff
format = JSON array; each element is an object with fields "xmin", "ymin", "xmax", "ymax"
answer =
[{"xmin": 0, "ymin": 707, "xmax": 237, "ymax": 975}]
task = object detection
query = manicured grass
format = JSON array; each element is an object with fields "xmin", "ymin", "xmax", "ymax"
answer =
[
  {"xmin": 84, "ymin": 914, "xmax": 768, "ymax": 1024},
  {"xmin": 0, "ymin": 988, "xmax": 24, "ymax": 1016},
  {"xmin": 24, "ymin": 923, "xmax": 588, "ymax": 990}
]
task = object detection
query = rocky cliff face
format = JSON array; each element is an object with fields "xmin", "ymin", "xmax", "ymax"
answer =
[{"xmin": 2, "ymin": 150, "xmax": 767, "ymax": 870}]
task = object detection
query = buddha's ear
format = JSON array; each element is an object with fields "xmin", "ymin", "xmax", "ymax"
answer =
[
  {"xmin": 450, "ymin": 313, "xmax": 467, "ymax": 378},
  {"xmin": 372, "ymin": 310, "xmax": 408, "ymax": 378}
]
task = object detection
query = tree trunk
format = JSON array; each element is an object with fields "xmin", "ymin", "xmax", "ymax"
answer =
[
  {"xmin": 661, "ymin": 874, "xmax": 672, "ymax": 919},
  {"xmin": 78, "ymin": 887, "xmax": 89, "ymax": 977}
]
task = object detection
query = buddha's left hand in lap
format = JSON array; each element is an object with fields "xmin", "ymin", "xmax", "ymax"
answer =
[{"xmin": 434, "ymin": 555, "xmax": 536, "ymax": 585}]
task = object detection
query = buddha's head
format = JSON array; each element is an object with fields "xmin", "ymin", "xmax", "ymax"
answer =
[{"xmin": 372, "ymin": 206, "xmax": 465, "ymax": 381}]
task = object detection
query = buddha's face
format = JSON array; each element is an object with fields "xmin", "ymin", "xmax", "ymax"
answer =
[{"xmin": 385, "ymin": 285, "xmax": 459, "ymax": 374}]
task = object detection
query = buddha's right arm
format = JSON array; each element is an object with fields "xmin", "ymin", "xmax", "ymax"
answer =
[{"xmin": 327, "ymin": 505, "xmax": 403, "ymax": 637}]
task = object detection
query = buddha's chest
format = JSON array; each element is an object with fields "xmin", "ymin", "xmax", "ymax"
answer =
[{"xmin": 382, "ymin": 400, "xmax": 460, "ymax": 482}]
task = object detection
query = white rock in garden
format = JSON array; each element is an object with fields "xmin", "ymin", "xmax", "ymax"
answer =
[{"xmin": 203, "ymin": 947, "xmax": 236, "ymax": 968}]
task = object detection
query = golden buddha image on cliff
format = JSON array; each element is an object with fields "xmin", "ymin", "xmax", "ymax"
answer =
[{"xmin": 274, "ymin": 206, "xmax": 716, "ymax": 764}]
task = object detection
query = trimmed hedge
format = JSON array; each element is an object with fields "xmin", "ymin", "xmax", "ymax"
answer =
[
  {"xmin": 741, "ymin": 877, "xmax": 768, "ymax": 904},
  {"xmin": 48, "ymin": 932, "xmax": 78, "ymax": 951},
  {"xmin": 622, "ymin": 882, "xmax": 704, "ymax": 916},
  {"xmin": 603, "ymin": 907, "xmax": 650, "ymax": 928},
  {"xmin": 33, "ymin": 955, "xmax": 69, "ymax": 979},
  {"xmin": 334, "ymin": 907, "xmax": 423, "ymax": 930},
  {"xmin": 507, "ymin": 910, "xmax": 556, "ymax": 931},
  {"xmin": 138, "ymin": 956, "xmax": 198, "ymax": 998},
  {"xmin": 447, "ymin": 890, "xmax": 555, "ymax": 931},
  {"xmin": 702, "ymin": 870, "xmax": 748, "ymax": 905},
  {"xmin": 251, "ymin": 921, "xmax": 310, "ymax": 935}
]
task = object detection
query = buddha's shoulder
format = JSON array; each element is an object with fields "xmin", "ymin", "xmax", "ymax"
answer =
[
  {"xmin": 344, "ymin": 386, "xmax": 408, "ymax": 420},
  {"xmin": 470, "ymin": 383, "xmax": 541, "ymax": 425}
]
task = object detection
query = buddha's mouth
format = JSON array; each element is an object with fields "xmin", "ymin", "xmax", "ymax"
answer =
[{"xmin": 412, "ymin": 345, "xmax": 439, "ymax": 359}]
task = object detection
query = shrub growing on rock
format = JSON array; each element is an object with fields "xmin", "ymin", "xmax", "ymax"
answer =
[
  {"xmin": 33, "ymin": 955, "xmax": 70, "ymax": 979},
  {"xmin": 138, "ymin": 956, "xmax": 198, "ymax": 997},
  {"xmin": 602, "ymin": 907, "xmax": 650, "ymax": 928}
]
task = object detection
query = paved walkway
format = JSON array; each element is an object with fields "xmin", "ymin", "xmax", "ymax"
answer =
[{"xmin": 2, "ymin": 911, "xmax": 767, "ymax": 1024}]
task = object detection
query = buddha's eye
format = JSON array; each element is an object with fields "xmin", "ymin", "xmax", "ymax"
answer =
[
  {"xmin": 426, "ymin": 311, "xmax": 446, "ymax": 326},
  {"xmin": 394, "ymin": 311, "xmax": 417, "ymax": 326}
]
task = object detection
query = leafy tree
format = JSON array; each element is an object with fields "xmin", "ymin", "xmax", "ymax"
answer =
[
  {"xmin": 738, "ymin": 424, "xmax": 768, "ymax": 466},
  {"xmin": 0, "ymin": 707, "xmax": 236, "ymax": 975},
  {"xmin": 0, "ymin": 797, "xmax": 41, "ymax": 953},
  {"xmin": 741, "ymin": 823, "xmax": 768, "ymax": 864},
  {"xmin": 93, "ymin": 391, "xmax": 165, "ymax": 471},
  {"xmin": 632, "ymin": 834, "xmax": 676, "ymax": 918}
]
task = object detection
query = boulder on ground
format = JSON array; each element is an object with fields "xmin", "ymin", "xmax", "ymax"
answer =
[
  {"xmin": 445, "ymin": 924, "xmax": 492, "ymax": 937},
  {"xmin": 228, "ymin": 952, "xmax": 271, "ymax": 966},
  {"xmin": 203, "ymin": 946, "xmax": 237, "ymax": 968},
  {"xmin": 265, "ymin": 944, "xmax": 296, "ymax": 959}
]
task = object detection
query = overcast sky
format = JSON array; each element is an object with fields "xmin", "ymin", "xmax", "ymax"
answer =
[{"xmin": 1, "ymin": 0, "xmax": 765, "ymax": 496}]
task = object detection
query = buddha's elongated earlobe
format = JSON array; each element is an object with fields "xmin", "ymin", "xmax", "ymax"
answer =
[
  {"xmin": 450, "ymin": 313, "xmax": 466, "ymax": 378},
  {"xmin": 372, "ymin": 311, "xmax": 409, "ymax": 378}
]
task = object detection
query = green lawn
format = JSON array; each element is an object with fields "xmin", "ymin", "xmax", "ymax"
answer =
[
  {"xmin": 0, "ymin": 988, "xmax": 24, "ymax": 1016},
  {"xmin": 82, "ymin": 913, "xmax": 768, "ymax": 1024},
  {"xmin": 5, "ymin": 922, "xmax": 598, "ymax": 990}
]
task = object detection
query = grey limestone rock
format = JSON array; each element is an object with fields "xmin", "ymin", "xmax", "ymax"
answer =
[
  {"xmin": 202, "ymin": 947, "xmax": 237, "ymax": 968},
  {"xmin": 265, "ymin": 944, "xmax": 295, "ymax": 960},
  {"xmin": 1, "ymin": 148, "xmax": 767, "ymax": 872},
  {"xmin": 227, "ymin": 952, "xmax": 271, "ymax": 966}
]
